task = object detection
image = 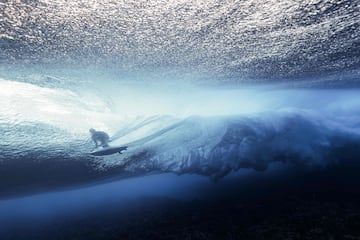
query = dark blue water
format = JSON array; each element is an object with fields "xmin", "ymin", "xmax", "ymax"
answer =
[{"xmin": 1, "ymin": 0, "xmax": 360, "ymax": 239}]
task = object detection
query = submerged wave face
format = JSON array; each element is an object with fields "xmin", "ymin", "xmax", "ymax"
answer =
[{"xmin": 1, "ymin": 0, "xmax": 359, "ymax": 84}]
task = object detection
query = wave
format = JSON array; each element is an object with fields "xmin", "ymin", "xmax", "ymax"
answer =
[{"xmin": 1, "ymin": 79, "xmax": 360, "ymax": 196}]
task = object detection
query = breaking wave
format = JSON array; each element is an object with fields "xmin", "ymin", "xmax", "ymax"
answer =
[{"xmin": 1, "ymin": 78, "xmax": 360, "ymax": 193}]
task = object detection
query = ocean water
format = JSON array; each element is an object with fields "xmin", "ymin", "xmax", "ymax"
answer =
[{"xmin": 1, "ymin": 0, "xmax": 360, "ymax": 239}]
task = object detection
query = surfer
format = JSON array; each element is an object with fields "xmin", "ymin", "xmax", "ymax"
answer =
[{"xmin": 89, "ymin": 128, "xmax": 110, "ymax": 148}]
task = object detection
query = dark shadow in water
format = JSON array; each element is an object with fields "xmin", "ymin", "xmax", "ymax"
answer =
[{"xmin": 1, "ymin": 160, "xmax": 360, "ymax": 240}]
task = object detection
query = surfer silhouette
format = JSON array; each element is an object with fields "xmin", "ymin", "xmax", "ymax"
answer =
[{"xmin": 89, "ymin": 128, "xmax": 110, "ymax": 148}]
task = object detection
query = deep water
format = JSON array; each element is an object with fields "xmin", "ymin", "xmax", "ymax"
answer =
[{"xmin": 1, "ymin": 162, "xmax": 360, "ymax": 240}]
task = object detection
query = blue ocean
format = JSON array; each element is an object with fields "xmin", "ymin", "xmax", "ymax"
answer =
[{"xmin": 1, "ymin": 0, "xmax": 359, "ymax": 239}]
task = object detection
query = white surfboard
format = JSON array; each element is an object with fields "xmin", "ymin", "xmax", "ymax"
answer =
[{"xmin": 90, "ymin": 146, "xmax": 128, "ymax": 156}]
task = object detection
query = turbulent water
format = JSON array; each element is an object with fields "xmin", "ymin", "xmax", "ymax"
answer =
[{"xmin": 0, "ymin": 1, "xmax": 360, "ymax": 239}]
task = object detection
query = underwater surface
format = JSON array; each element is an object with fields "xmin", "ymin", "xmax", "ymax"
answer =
[{"xmin": 1, "ymin": 0, "xmax": 360, "ymax": 239}]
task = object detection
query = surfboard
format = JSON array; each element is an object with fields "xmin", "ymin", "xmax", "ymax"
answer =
[{"xmin": 90, "ymin": 146, "xmax": 128, "ymax": 156}]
